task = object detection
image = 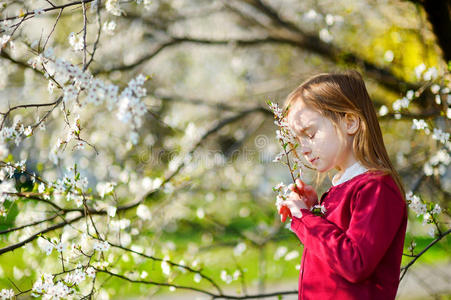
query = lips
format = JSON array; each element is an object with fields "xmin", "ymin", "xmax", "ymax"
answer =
[{"xmin": 309, "ymin": 157, "xmax": 318, "ymax": 164}]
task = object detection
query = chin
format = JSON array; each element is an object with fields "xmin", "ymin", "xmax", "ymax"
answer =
[{"xmin": 316, "ymin": 164, "xmax": 333, "ymax": 173}]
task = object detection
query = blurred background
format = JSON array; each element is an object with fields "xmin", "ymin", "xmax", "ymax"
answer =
[{"xmin": 0, "ymin": 0, "xmax": 450, "ymax": 299}]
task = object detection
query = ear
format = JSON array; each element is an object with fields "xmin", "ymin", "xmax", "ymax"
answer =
[{"xmin": 343, "ymin": 113, "xmax": 359, "ymax": 135}]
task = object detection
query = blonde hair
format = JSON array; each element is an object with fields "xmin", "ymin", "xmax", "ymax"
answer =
[{"xmin": 284, "ymin": 70, "xmax": 405, "ymax": 200}]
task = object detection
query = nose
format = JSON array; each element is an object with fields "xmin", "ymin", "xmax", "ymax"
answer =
[{"xmin": 300, "ymin": 143, "xmax": 311, "ymax": 156}]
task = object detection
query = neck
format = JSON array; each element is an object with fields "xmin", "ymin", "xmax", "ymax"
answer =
[{"xmin": 335, "ymin": 155, "xmax": 358, "ymax": 178}]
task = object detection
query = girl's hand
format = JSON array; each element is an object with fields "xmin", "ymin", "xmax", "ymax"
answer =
[
  {"xmin": 283, "ymin": 190, "xmax": 309, "ymax": 218},
  {"xmin": 288, "ymin": 178, "xmax": 318, "ymax": 210}
]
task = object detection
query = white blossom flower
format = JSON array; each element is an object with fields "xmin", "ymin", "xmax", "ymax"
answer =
[
  {"xmin": 384, "ymin": 50, "xmax": 394, "ymax": 62},
  {"xmin": 106, "ymin": 0, "xmax": 123, "ymax": 15},
  {"xmin": 233, "ymin": 242, "xmax": 246, "ymax": 256},
  {"xmin": 55, "ymin": 242, "xmax": 64, "ymax": 253},
  {"xmin": 130, "ymin": 131, "xmax": 139, "ymax": 145},
  {"xmin": 267, "ymin": 101, "xmax": 284, "ymax": 119},
  {"xmin": 0, "ymin": 288, "xmax": 14, "ymax": 299},
  {"xmin": 102, "ymin": 20, "xmax": 117, "ymax": 35},
  {"xmin": 432, "ymin": 204, "xmax": 442, "ymax": 215},
  {"xmin": 303, "ymin": 9, "xmax": 322, "ymax": 22},
  {"xmin": 194, "ymin": 273, "xmax": 201, "ymax": 283},
  {"xmin": 423, "ymin": 162, "xmax": 433, "ymax": 176},
  {"xmin": 93, "ymin": 240, "xmax": 110, "ymax": 252},
  {"xmin": 38, "ymin": 182, "xmax": 45, "ymax": 194},
  {"xmin": 161, "ymin": 258, "xmax": 171, "ymax": 276},
  {"xmin": 136, "ymin": 204, "xmax": 151, "ymax": 220},
  {"xmin": 24, "ymin": 126, "xmax": 32, "ymax": 136},
  {"xmin": 319, "ymin": 28, "xmax": 333, "ymax": 43},
  {"xmin": 431, "ymin": 128, "xmax": 450, "ymax": 144},
  {"xmin": 431, "ymin": 84, "xmax": 441, "ymax": 94},
  {"xmin": 408, "ymin": 241, "xmax": 416, "ymax": 252},
  {"xmin": 86, "ymin": 267, "xmax": 96, "ymax": 278},
  {"xmin": 220, "ymin": 270, "xmax": 232, "ymax": 284},
  {"xmin": 411, "ymin": 119, "xmax": 428, "ymax": 131},
  {"xmin": 34, "ymin": 8, "xmax": 44, "ymax": 15},
  {"xmin": 423, "ymin": 67, "xmax": 438, "ymax": 81},
  {"xmin": 96, "ymin": 181, "xmax": 116, "ymax": 198},
  {"xmin": 274, "ymin": 246, "xmax": 288, "ymax": 260},
  {"xmin": 196, "ymin": 207, "xmax": 204, "ymax": 219},
  {"xmin": 272, "ymin": 151, "xmax": 285, "ymax": 162},
  {"xmin": 107, "ymin": 205, "xmax": 117, "ymax": 217},
  {"xmin": 392, "ymin": 97, "xmax": 410, "ymax": 111},
  {"xmin": 406, "ymin": 191, "xmax": 427, "ymax": 216},
  {"xmin": 414, "ymin": 63, "xmax": 426, "ymax": 79},
  {"xmin": 422, "ymin": 212, "xmax": 432, "ymax": 226},
  {"xmin": 274, "ymin": 182, "xmax": 285, "ymax": 191},
  {"xmin": 42, "ymin": 242, "xmax": 53, "ymax": 256},
  {"xmin": 284, "ymin": 250, "xmax": 299, "ymax": 261},
  {"xmin": 378, "ymin": 105, "xmax": 388, "ymax": 116},
  {"xmin": 0, "ymin": 35, "xmax": 11, "ymax": 48},
  {"xmin": 68, "ymin": 32, "xmax": 83, "ymax": 51}
]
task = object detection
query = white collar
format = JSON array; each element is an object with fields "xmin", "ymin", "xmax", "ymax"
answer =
[{"xmin": 332, "ymin": 161, "xmax": 368, "ymax": 186}]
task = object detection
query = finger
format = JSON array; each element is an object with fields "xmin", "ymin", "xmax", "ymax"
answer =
[
  {"xmin": 288, "ymin": 183, "xmax": 295, "ymax": 191},
  {"xmin": 295, "ymin": 178, "xmax": 304, "ymax": 190},
  {"xmin": 288, "ymin": 192, "xmax": 300, "ymax": 201}
]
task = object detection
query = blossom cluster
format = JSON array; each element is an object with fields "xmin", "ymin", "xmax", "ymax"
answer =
[
  {"xmin": 96, "ymin": 181, "xmax": 117, "ymax": 198},
  {"xmin": 64, "ymin": 266, "xmax": 96, "ymax": 286},
  {"xmin": 273, "ymin": 182, "xmax": 290, "ymax": 211},
  {"xmin": 267, "ymin": 101, "xmax": 326, "ymax": 219},
  {"xmin": 273, "ymin": 246, "xmax": 300, "ymax": 261},
  {"xmin": 406, "ymin": 191, "xmax": 442, "ymax": 237},
  {"xmin": 93, "ymin": 240, "xmax": 110, "ymax": 252},
  {"xmin": 64, "ymin": 268, "xmax": 86, "ymax": 285},
  {"xmin": 0, "ymin": 118, "xmax": 33, "ymax": 146},
  {"xmin": 0, "ymin": 288, "xmax": 14, "ymax": 299},
  {"xmin": 43, "ymin": 164, "xmax": 89, "ymax": 207},
  {"xmin": 423, "ymin": 149, "xmax": 450, "ymax": 177},
  {"xmin": 267, "ymin": 101, "xmax": 301, "ymax": 165},
  {"xmin": 31, "ymin": 273, "xmax": 73, "ymax": 299},
  {"xmin": 0, "ymin": 179, "xmax": 17, "ymax": 216},
  {"xmin": 26, "ymin": 49, "xmax": 148, "ymax": 148},
  {"xmin": 302, "ymin": 9, "xmax": 344, "ymax": 43},
  {"xmin": 0, "ymin": 160, "xmax": 29, "ymax": 216},
  {"xmin": 414, "ymin": 64, "xmax": 438, "ymax": 81},
  {"xmin": 220, "ymin": 269, "xmax": 241, "ymax": 284}
]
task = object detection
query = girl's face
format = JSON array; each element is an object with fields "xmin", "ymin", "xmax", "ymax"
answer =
[{"xmin": 286, "ymin": 100, "xmax": 357, "ymax": 173}]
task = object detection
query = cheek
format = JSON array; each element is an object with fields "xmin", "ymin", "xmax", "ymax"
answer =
[{"xmin": 312, "ymin": 131, "xmax": 337, "ymax": 154}]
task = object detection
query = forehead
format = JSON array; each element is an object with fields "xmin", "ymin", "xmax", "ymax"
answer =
[{"xmin": 287, "ymin": 101, "xmax": 321, "ymax": 130}]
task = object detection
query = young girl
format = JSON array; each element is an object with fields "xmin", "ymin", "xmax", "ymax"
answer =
[{"xmin": 278, "ymin": 70, "xmax": 408, "ymax": 299}]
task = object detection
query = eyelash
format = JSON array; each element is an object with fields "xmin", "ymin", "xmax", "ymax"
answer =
[{"xmin": 308, "ymin": 133, "xmax": 315, "ymax": 139}]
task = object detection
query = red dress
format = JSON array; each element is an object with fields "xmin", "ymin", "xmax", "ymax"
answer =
[{"xmin": 290, "ymin": 171, "xmax": 407, "ymax": 300}]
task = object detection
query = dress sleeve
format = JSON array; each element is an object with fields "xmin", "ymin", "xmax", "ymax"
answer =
[
  {"xmin": 290, "ymin": 179, "xmax": 406, "ymax": 283},
  {"xmin": 289, "ymin": 191, "xmax": 329, "ymax": 244}
]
